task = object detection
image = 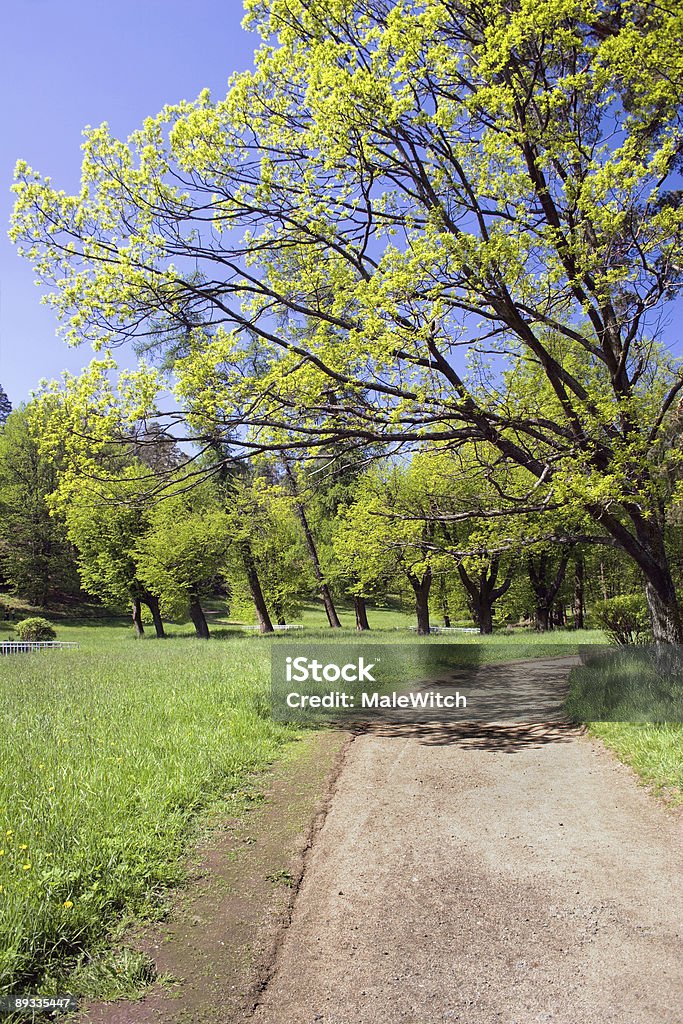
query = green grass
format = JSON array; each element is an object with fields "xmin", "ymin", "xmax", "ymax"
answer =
[
  {"xmin": 587, "ymin": 722, "xmax": 683, "ymax": 804},
  {"xmin": 0, "ymin": 636, "xmax": 293, "ymax": 996},
  {"xmin": 565, "ymin": 647, "xmax": 683, "ymax": 804},
  {"xmin": 565, "ymin": 647, "xmax": 683, "ymax": 723}
]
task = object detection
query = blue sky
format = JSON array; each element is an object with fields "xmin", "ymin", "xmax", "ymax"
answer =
[
  {"xmin": 1, "ymin": 5, "xmax": 681, "ymax": 408},
  {"xmin": 0, "ymin": 0, "xmax": 256, "ymax": 406}
]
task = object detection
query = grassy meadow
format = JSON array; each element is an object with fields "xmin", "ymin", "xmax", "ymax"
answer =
[
  {"xmin": 0, "ymin": 599, "xmax": 680, "ymax": 1000},
  {"xmin": 0, "ymin": 616, "xmax": 296, "ymax": 997}
]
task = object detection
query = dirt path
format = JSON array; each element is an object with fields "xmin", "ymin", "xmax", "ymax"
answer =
[{"xmin": 251, "ymin": 661, "xmax": 683, "ymax": 1024}]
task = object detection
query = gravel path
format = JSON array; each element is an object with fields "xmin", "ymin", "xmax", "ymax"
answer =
[{"xmin": 251, "ymin": 659, "xmax": 683, "ymax": 1024}]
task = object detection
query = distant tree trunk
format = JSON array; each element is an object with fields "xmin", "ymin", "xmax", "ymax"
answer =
[
  {"xmin": 479, "ymin": 601, "xmax": 494, "ymax": 635},
  {"xmin": 143, "ymin": 594, "xmax": 166, "ymax": 638},
  {"xmin": 189, "ymin": 594, "xmax": 210, "ymax": 639},
  {"xmin": 407, "ymin": 567, "xmax": 432, "ymax": 636},
  {"xmin": 599, "ymin": 560, "xmax": 608, "ymax": 601},
  {"xmin": 283, "ymin": 461, "xmax": 341, "ymax": 628},
  {"xmin": 132, "ymin": 597, "xmax": 144, "ymax": 638},
  {"xmin": 573, "ymin": 554, "xmax": 585, "ymax": 630},
  {"xmin": 354, "ymin": 595, "xmax": 370, "ymax": 631},
  {"xmin": 527, "ymin": 551, "xmax": 570, "ymax": 633},
  {"xmin": 552, "ymin": 603, "xmax": 566, "ymax": 628},
  {"xmin": 437, "ymin": 578, "xmax": 451, "ymax": 627},
  {"xmin": 535, "ymin": 605, "xmax": 550, "ymax": 631},
  {"xmin": 238, "ymin": 540, "xmax": 274, "ymax": 634},
  {"xmin": 273, "ymin": 601, "xmax": 287, "ymax": 627},
  {"xmin": 457, "ymin": 558, "xmax": 511, "ymax": 636}
]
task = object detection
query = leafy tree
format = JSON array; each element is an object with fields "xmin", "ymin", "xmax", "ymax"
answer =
[
  {"xmin": 304, "ymin": 448, "xmax": 384, "ymax": 629},
  {"xmin": 419, "ymin": 448, "xmax": 519, "ymax": 634},
  {"xmin": 0, "ymin": 407, "xmax": 79, "ymax": 605},
  {"xmin": 135, "ymin": 486, "xmax": 231, "ymax": 638},
  {"xmin": 280, "ymin": 459, "xmax": 342, "ymax": 627},
  {"xmin": 334, "ymin": 462, "xmax": 451, "ymax": 634},
  {"xmin": 526, "ymin": 547, "xmax": 572, "ymax": 632},
  {"xmin": 220, "ymin": 468, "xmax": 312, "ymax": 626},
  {"xmin": 58, "ymin": 467, "xmax": 166, "ymax": 637},
  {"xmin": 11, "ymin": 0, "xmax": 683, "ymax": 639}
]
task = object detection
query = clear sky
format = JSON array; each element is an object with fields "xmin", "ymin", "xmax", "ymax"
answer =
[{"xmin": 0, "ymin": 0, "xmax": 257, "ymax": 406}]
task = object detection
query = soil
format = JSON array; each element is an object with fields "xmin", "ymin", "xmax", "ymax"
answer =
[{"xmin": 77, "ymin": 659, "xmax": 683, "ymax": 1024}]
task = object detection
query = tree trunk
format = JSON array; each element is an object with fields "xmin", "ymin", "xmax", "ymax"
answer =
[
  {"xmin": 599, "ymin": 560, "xmax": 608, "ymax": 600},
  {"xmin": 634, "ymin": 524, "xmax": 683, "ymax": 643},
  {"xmin": 408, "ymin": 568, "xmax": 432, "ymax": 636},
  {"xmin": 645, "ymin": 578, "xmax": 683, "ymax": 644},
  {"xmin": 573, "ymin": 555, "xmax": 585, "ymax": 630},
  {"xmin": 144, "ymin": 594, "xmax": 166, "ymax": 638},
  {"xmin": 320, "ymin": 583, "xmax": 342, "ymax": 629},
  {"xmin": 132, "ymin": 597, "xmax": 144, "ymax": 638},
  {"xmin": 238, "ymin": 540, "xmax": 274, "ymax": 634},
  {"xmin": 189, "ymin": 594, "xmax": 210, "ymax": 639},
  {"xmin": 354, "ymin": 595, "xmax": 370, "ymax": 631},
  {"xmin": 283, "ymin": 462, "xmax": 341, "ymax": 628},
  {"xmin": 457, "ymin": 560, "xmax": 510, "ymax": 636},
  {"xmin": 535, "ymin": 605, "xmax": 551, "ymax": 632},
  {"xmin": 597, "ymin": 511, "xmax": 683, "ymax": 643},
  {"xmin": 528, "ymin": 551, "xmax": 569, "ymax": 634},
  {"xmin": 437, "ymin": 578, "xmax": 451, "ymax": 627},
  {"xmin": 478, "ymin": 602, "xmax": 494, "ymax": 635}
]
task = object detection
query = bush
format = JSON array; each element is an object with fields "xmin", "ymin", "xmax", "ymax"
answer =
[
  {"xmin": 14, "ymin": 617, "xmax": 57, "ymax": 642},
  {"xmin": 593, "ymin": 595, "xmax": 651, "ymax": 646}
]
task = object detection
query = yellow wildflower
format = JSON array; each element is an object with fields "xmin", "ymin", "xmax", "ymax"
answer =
[
  {"xmin": 63, "ymin": 900, "xmax": 73, "ymax": 909},
  {"xmin": 22, "ymin": 863, "xmax": 31, "ymax": 871}
]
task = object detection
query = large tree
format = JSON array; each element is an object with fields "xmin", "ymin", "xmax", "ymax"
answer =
[
  {"xmin": 11, "ymin": 0, "xmax": 683, "ymax": 639},
  {"xmin": 135, "ymin": 486, "xmax": 231, "ymax": 639}
]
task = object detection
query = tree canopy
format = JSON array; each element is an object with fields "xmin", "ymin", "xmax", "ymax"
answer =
[{"xmin": 10, "ymin": 0, "xmax": 683, "ymax": 638}]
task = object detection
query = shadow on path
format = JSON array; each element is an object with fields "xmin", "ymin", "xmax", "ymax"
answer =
[{"xmin": 358, "ymin": 718, "xmax": 579, "ymax": 752}]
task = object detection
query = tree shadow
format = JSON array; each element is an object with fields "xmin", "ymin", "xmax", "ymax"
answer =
[{"xmin": 354, "ymin": 718, "xmax": 579, "ymax": 752}]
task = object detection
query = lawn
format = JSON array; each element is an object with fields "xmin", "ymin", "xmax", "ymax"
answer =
[{"xmin": 0, "ymin": 630, "xmax": 293, "ymax": 997}]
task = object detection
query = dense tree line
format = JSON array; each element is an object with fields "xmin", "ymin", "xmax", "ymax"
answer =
[{"xmin": 0, "ymin": 395, "xmax": 672, "ymax": 639}]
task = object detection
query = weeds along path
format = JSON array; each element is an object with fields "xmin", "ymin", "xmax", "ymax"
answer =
[{"xmin": 250, "ymin": 660, "xmax": 683, "ymax": 1024}]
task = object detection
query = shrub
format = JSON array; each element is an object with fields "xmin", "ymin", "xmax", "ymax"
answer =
[
  {"xmin": 593, "ymin": 595, "xmax": 651, "ymax": 646},
  {"xmin": 14, "ymin": 617, "xmax": 57, "ymax": 642}
]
